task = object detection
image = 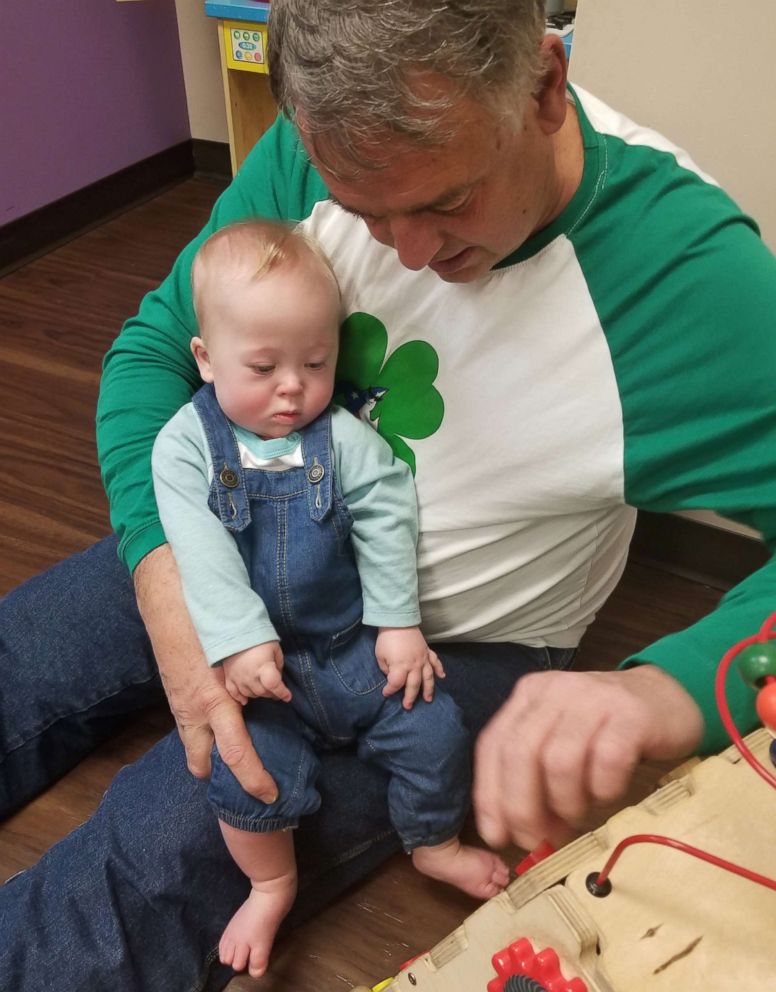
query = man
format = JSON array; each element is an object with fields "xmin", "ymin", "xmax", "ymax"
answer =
[{"xmin": 2, "ymin": 1, "xmax": 774, "ymax": 987}]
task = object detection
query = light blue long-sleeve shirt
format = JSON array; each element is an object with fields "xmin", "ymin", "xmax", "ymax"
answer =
[{"xmin": 152, "ymin": 404, "xmax": 422, "ymax": 665}]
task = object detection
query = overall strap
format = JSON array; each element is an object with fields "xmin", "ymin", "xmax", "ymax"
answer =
[
  {"xmin": 191, "ymin": 383, "xmax": 252, "ymax": 532},
  {"xmin": 301, "ymin": 408, "xmax": 334, "ymax": 522}
]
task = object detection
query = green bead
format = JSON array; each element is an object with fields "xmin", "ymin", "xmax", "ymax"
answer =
[{"xmin": 736, "ymin": 642, "xmax": 776, "ymax": 688}]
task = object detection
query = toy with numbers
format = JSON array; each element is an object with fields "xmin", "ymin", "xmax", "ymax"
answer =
[
  {"xmin": 354, "ymin": 613, "xmax": 776, "ymax": 991},
  {"xmin": 223, "ymin": 20, "xmax": 268, "ymax": 74}
]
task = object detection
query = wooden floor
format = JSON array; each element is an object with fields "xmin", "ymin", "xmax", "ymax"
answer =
[{"xmin": 0, "ymin": 181, "xmax": 722, "ymax": 991}]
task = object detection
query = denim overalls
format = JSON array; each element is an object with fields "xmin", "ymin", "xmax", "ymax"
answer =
[{"xmin": 193, "ymin": 384, "xmax": 470, "ymax": 851}]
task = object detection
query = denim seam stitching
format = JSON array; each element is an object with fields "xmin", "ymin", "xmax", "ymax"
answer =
[
  {"xmin": 245, "ymin": 487, "xmax": 307, "ymax": 500},
  {"xmin": 296, "ymin": 827, "xmax": 398, "ymax": 886},
  {"xmin": 0, "ymin": 671, "xmax": 161, "ymax": 757},
  {"xmin": 214, "ymin": 808, "xmax": 298, "ymax": 831},
  {"xmin": 190, "ymin": 946, "xmax": 221, "ymax": 992}
]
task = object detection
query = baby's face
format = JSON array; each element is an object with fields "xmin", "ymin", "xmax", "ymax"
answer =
[{"xmin": 201, "ymin": 260, "xmax": 340, "ymax": 439}]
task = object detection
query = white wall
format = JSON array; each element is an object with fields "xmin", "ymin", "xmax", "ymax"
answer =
[
  {"xmin": 174, "ymin": 0, "xmax": 228, "ymax": 142},
  {"xmin": 569, "ymin": 0, "xmax": 776, "ymax": 251},
  {"xmin": 569, "ymin": 0, "xmax": 774, "ymax": 539}
]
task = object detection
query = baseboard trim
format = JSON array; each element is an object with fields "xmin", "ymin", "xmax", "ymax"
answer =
[
  {"xmin": 192, "ymin": 139, "xmax": 231, "ymax": 180},
  {"xmin": 0, "ymin": 141, "xmax": 195, "ymax": 275},
  {"xmin": 631, "ymin": 510, "xmax": 768, "ymax": 590}
]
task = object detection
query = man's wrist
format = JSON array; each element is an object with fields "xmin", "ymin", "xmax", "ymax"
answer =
[{"xmin": 133, "ymin": 542, "xmax": 172, "ymax": 598}]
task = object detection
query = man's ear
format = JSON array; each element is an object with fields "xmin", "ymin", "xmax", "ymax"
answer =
[
  {"xmin": 190, "ymin": 336, "xmax": 214, "ymax": 383},
  {"xmin": 534, "ymin": 34, "xmax": 570, "ymax": 136}
]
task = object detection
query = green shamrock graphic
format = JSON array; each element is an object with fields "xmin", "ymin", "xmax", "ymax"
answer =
[{"xmin": 334, "ymin": 312, "xmax": 444, "ymax": 474}]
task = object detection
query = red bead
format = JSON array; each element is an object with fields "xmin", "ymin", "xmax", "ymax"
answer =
[{"xmin": 755, "ymin": 681, "xmax": 776, "ymax": 731}]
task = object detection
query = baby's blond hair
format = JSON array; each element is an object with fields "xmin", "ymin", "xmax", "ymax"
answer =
[{"xmin": 191, "ymin": 220, "xmax": 340, "ymax": 337}]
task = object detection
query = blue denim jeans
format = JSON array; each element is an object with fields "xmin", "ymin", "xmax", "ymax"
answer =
[
  {"xmin": 211, "ymin": 683, "xmax": 470, "ymax": 850},
  {"xmin": 0, "ymin": 536, "xmax": 575, "ymax": 991}
]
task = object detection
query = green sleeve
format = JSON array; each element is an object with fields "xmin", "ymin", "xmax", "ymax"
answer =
[
  {"xmin": 96, "ymin": 115, "xmax": 329, "ymax": 572},
  {"xmin": 622, "ymin": 562, "xmax": 776, "ymax": 753},
  {"xmin": 568, "ymin": 130, "xmax": 776, "ymax": 753},
  {"xmin": 603, "ymin": 176, "xmax": 776, "ymax": 752},
  {"xmin": 618, "ymin": 217, "xmax": 776, "ymax": 753}
]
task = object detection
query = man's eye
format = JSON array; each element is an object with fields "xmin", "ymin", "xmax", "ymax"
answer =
[
  {"xmin": 434, "ymin": 193, "xmax": 471, "ymax": 215},
  {"xmin": 330, "ymin": 198, "xmax": 375, "ymax": 223}
]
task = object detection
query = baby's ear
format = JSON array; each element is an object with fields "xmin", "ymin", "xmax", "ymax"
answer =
[{"xmin": 190, "ymin": 336, "xmax": 214, "ymax": 382}]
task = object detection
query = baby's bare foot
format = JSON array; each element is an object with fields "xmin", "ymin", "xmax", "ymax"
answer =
[
  {"xmin": 412, "ymin": 837, "xmax": 510, "ymax": 900},
  {"xmin": 219, "ymin": 871, "xmax": 297, "ymax": 979}
]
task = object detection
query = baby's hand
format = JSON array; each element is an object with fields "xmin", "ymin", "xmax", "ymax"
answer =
[
  {"xmin": 222, "ymin": 642, "xmax": 292, "ymax": 705},
  {"xmin": 376, "ymin": 627, "xmax": 445, "ymax": 709}
]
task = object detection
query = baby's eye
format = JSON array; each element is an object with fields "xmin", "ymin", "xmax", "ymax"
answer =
[
  {"xmin": 305, "ymin": 362, "xmax": 326, "ymax": 371},
  {"xmin": 252, "ymin": 365, "xmax": 275, "ymax": 375}
]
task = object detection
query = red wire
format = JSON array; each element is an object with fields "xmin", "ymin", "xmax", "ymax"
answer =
[
  {"xmin": 713, "ymin": 610, "xmax": 776, "ymax": 790},
  {"xmin": 592, "ymin": 619, "xmax": 776, "ymax": 895},
  {"xmin": 593, "ymin": 833, "xmax": 776, "ymax": 894}
]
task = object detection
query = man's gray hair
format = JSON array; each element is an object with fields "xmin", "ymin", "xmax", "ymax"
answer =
[{"xmin": 268, "ymin": 1, "xmax": 548, "ymax": 158}]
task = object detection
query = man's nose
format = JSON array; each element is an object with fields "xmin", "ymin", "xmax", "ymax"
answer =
[{"xmin": 371, "ymin": 215, "xmax": 444, "ymax": 271}]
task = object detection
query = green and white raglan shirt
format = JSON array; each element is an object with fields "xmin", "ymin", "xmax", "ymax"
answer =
[{"xmin": 98, "ymin": 85, "xmax": 776, "ymax": 753}]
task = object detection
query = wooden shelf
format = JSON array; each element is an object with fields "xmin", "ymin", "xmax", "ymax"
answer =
[{"xmin": 206, "ymin": 2, "xmax": 276, "ymax": 174}]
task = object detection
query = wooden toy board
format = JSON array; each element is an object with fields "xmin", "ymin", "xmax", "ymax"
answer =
[{"xmin": 355, "ymin": 729, "xmax": 776, "ymax": 991}]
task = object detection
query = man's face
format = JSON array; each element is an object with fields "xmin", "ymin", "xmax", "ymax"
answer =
[{"xmin": 303, "ymin": 95, "xmax": 561, "ymax": 283}]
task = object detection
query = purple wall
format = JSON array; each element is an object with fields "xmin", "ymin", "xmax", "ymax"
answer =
[{"xmin": 1, "ymin": 0, "xmax": 190, "ymax": 225}]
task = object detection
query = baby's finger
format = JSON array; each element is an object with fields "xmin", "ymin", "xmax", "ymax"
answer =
[
  {"xmin": 428, "ymin": 650, "xmax": 445, "ymax": 678},
  {"xmin": 269, "ymin": 678, "xmax": 293, "ymax": 702},
  {"xmin": 382, "ymin": 667, "xmax": 407, "ymax": 698},
  {"xmin": 226, "ymin": 679, "xmax": 250, "ymax": 705},
  {"xmin": 258, "ymin": 666, "xmax": 293, "ymax": 702},
  {"xmin": 402, "ymin": 669, "xmax": 422, "ymax": 709},
  {"xmin": 421, "ymin": 662, "xmax": 436, "ymax": 702}
]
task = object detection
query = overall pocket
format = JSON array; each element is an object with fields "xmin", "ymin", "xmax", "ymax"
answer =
[{"xmin": 329, "ymin": 618, "xmax": 385, "ymax": 695}]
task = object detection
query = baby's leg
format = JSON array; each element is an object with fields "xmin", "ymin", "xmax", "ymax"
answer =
[
  {"xmin": 411, "ymin": 836, "xmax": 510, "ymax": 900},
  {"xmin": 218, "ymin": 823, "xmax": 297, "ymax": 979}
]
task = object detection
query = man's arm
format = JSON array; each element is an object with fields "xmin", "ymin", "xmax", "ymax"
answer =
[
  {"xmin": 619, "ymin": 554, "xmax": 776, "ymax": 752},
  {"xmin": 96, "ymin": 117, "xmax": 327, "ymax": 792},
  {"xmin": 133, "ymin": 544, "xmax": 278, "ymax": 802},
  {"xmin": 475, "ymin": 179, "xmax": 776, "ymax": 849}
]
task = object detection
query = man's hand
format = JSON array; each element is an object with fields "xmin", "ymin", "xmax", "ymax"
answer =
[
  {"xmin": 134, "ymin": 545, "xmax": 279, "ymax": 802},
  {"xmin": 376, "ymin": 626, "xmax": 446, "ymax": 708},
  {"xmin": 473, "ymin": 665, "xmax": 704, "ymax": 850},
  {"xmin": 222, "ymin": 642, "xmax": 292, "ymax": 705}
]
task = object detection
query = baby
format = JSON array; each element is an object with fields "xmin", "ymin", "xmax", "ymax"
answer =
[{"xmin": 152, "ymin": 220, "xmax": 509, "ymax": 979}]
